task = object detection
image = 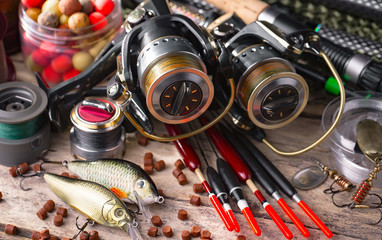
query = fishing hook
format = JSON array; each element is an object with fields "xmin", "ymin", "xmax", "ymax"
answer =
[
  {"xmin": 370, "ymin": 209, "xmax": 382, "ymax": 225},
  {"xmin": 72, "ymin": 216, "xmax": 95, "ymax": 239},
  {"xmin": 331, "ymin": 191, "xmax": 351, "ymax": 208},
  {"xmin": 324, "ymin": 180, "xmax": 345, "ymax": 194},
  {"xmin": 19, "ymin": 171, "xmax": 44, "ymax": 191},
  {"xmin": 330, "ymin": 190, "xmax": 382, "ymax": 225}
]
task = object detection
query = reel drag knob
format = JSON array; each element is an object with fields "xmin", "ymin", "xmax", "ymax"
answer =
[
  {"xmin": 261, "ymin": 86, "xmax": 299, "ymax": 121},
  {"xmin": 160, "ymin": 81, "xmax": 202, "ymax": 116}
]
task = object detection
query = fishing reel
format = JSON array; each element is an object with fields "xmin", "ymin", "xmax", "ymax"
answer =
[
  {"xmin": 35, "ymin": 0, "xmax": 234, "ymax": 137},
  {"xmin": 107, "ymin": 0, "xmax": 235, "ymax": 140},
  {"xmin": 203, "ymin": 13, "xmax": 309, "ymax": 130},
  {"xmin": 201, "ymin": 8, "xmax": 346, "ymax": 155}
]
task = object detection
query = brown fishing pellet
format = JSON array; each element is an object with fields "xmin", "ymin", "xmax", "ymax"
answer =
[
  {"xmin": 80, "ymin": 231, "xmax": 89, "ymax": 240},
  {"xmin": 9, "ymin": 166, "xmax": 18, "ymax": 177},
  {"xmin": 236, "ymin": 235, "xmax": 246, "ymax": 240},
  {"xmin": 56, "ymin": 207, "xmax": 68, "ymax": 217},
  {"xmin": 4, "ymin": 224, "xmax": 17, "ymax": 235},
  {"xmin": 172, "ymin": 168, "xmax": 183, "ymax": 178},
  {"xmin": 61, "ymin": 172, "xmax": 70, "ymax": 177},
  {"xmin": 89, "ymin": 230, "xmax": 100, "ymax": 240},
  {"xmin": 190, "ymin": 195, "xmax": 201, "ymax": 206},
  {"xmin": 138, "ymin": 136, "xmax": 149, "ymax": 146},
  {"xmin": 32, "ymin": 231, "xmax": 41, "ymax": 240},
  {"xmin": 151, "ymin": 215, "xmax": 163, "ymax": 227},
  {"xmin": 43, "ymin": 200, "xmax": 55, "ymax": 212},
  {"xmin": 144, "ymin": 152, "xmax": 153, "ymax": 160},
  {"xmin": 49, "ymin": 235, "xmax": 59, "ymax": 240},
  {"xmin": 177, "ymin": 173, "xmax": 188, "ymax": 185},
  {"xmin": 144, "ymin": 164, "xmax": 154, "ymax": 175},
  {"xmin": 162, "ymin": 225, "xmax": 173, "ymax": 238},
  {"xmin": 70, "ymin": 174, "xmax": 79, "ymax": 179},
  {"xmin": 53, "ymin": 214, "xmax": 63, "ymax": 226},
  {"xmin": 178, "ymin": 209, "xmax": 188, "ymax": 220},
  {"xmin": 144, "ymin": 158, "xmax": 153, "ymax": 166},
  {"xmin": 37, "ymin": 208, "xmax": 48, "ymax": 220},
  {"xmin": 174, "ymin": 159, "xmax": 185, "ymax": 169},
  {"xmin": 190, "ymin": 226, "xmax": 201, "ymax": 237},
  {"xmin": 201, "ymin": 230, "xmax": 211, "ymax": 239},
  {"xmin": 181, "ymin": 230, "xmax": 191, "ymax": 240},
  {"xmin": 0, "ymin": 191, "xmax": 2, "ymax": 200},
  {"xmin": 147, "ymin": 226, "xmax": 158, "ymax": 237},
  {"xmin": 32, "ymin": 163, "xmax": 43, "ymax": 172},
  {"xmin": 19, "ymin": 162, "xmax": 30, "ymax": 174},
  {"xmin": 193, "ymin": 183, "xmax": 204, "ymax": 193},
  {"xmin": 154, "ymin": 160, "xmax": 166, "ymax": 171},
  {"xmin": 40, "ymin": 229, "xmax": 50, "ymax": 239}
]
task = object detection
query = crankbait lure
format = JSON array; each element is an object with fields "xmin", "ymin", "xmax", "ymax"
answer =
[
  {"xmin": 64, "ymin": 159, "xmax": 164, "ymax": 220},
  {"xmin": 44, "ymin": 172, "xmax": 142, "ymax": 240},
  {"xmin": 64, "ymin": 159, "xmax": 163, "ymax": 205}
]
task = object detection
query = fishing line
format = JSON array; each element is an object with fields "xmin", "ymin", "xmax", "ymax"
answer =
[
  {"xmin": 0, "ymin": 82, "xmax": 50, "ymax": 167},
  {"xmin": 70, "ymin": 97, "xmax": 126, "ymax": 160}
]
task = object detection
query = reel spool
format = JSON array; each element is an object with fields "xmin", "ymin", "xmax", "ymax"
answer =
[
  {"xmin": 232, "ymin": 43, "xmax": 308, "ymax": 129},
  {"xmin": 0, "ymin": 82, "xmax": 50, "ymax": 166},
  {"xmin": 137, "ymin": 35, "xmax": 214, "ymax": 124},
  {"xmin": 204, "ymin": 13, "xmax": 309, "ymax": 130},
  {"xmin": 70, "ymin": 97, "xmax": 126, "ymax": 160}
]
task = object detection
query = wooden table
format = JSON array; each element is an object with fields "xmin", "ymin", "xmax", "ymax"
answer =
[{"xmin": 1, "ymin": 53, "xmax": 381, "ymax": 240}]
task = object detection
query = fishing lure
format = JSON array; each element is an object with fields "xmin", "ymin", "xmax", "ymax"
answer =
[
  {"xmin": 44, "ymin": 172, "xmax": 143, "ymax": 240},
  {"xmin": 62, "ymin": 159, "xmax": 164, "ymax": 220},
  {"xmin": 63, "ymin": 159, "xmax": 163, "ymax": 205}
]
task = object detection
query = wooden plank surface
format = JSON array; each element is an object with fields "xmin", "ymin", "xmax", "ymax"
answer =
[{"xmin": 0, "ymin": 53, "xmax": 381, "ymax": 240}]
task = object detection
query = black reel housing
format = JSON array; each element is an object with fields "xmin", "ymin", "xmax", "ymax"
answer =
[{"xmin": 108, "ymin": 0, "xmax": 226, "ymax": 132}]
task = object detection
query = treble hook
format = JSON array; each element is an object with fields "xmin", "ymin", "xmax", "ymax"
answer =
[
  {"xmin": 19, "ymin": 171, "xmax": 44, "ymax": 191},
  {"xmin": 72, "ymin": 216, "xmax": 95, "ymax": 239},
  {"xmin": 330, "ymin": 191, "xmax": 382, "ymax": 225}
]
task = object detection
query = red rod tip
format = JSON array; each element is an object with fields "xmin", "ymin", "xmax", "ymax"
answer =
[
  {"xmin": 298, "ymin": 200, "xmax": 333, "ymax": 238},
  {"xmin": 264, "ymin": 205, "xmax": 293, "ymax": 240},
  {"xmin": 278, "ymin": 198, "xmax": 310, "ymax": 238},
  {"xmin": 242, "ymin": 207, "xmax": 261, "ymax": 236},
  {"xmin": 227, "ymin": 209, "xmax": 240, "ymax": 232},
  {"xmin": 210, "ymin": 194, "xmax": 234, "ymax": 231}
]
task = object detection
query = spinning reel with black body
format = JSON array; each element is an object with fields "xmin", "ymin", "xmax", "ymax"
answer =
[
  {"xmin": 35, "ymin": 0, "xmax": 235, "ymax": 140},
  {"xmin": 106, "ymin": 0, "xmax": 236, "ymax": 141},
  {"xmin": 193, "ymin": 3, "xmax": 346, "ymax": 156}
]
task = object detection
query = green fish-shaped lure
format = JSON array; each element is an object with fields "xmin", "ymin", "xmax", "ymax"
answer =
[{"xmin": 64, "ymin": 159, "xmax": 164, "ymax": 216}]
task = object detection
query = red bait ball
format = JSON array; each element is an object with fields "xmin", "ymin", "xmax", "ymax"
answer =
[
  {"xmin": 63, "ymin": 68, "xmax": 81, "ymax": 80},
  {"xmin": 40, "ymin": 41, "xmax": 58, "ymax": 59},
  {"xmin": 93, "ymin": 0, "xmax": 114, "ymax": 16},
  {"xmin": 52, "ymin": 55, "xmax": 73, "ymax": 73},
  {"xmin": 32, "ymin": 49, "xmax": 50, "ymax": 67},
  {"xmin": 89, "ymin": 12, "xmax": 107, "ymax": 31},
  {"xmin": 21, "ymin": 0, "xmax": 44, "ymax": 8},
  {"xmin": 42, "ymin": 65, "xmax": 62, "ymax": 85}
]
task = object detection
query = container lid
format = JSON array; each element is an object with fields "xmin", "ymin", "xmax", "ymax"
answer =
[
  {"xmin": 78, "ymin": 99, "xmax": 115, "ymax": 123},
  {"xmin": 71, "ymin": 97, "xmax": 123, "ymax": 132}
]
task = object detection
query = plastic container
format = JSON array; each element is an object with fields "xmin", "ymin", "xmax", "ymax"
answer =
[
  {"xmin": 322, "ymin": 92, "xmax": 382, "ymax": 187},
  {"xmin": 18, "ymin": 0, "xmax": 122, "ymax": 87}
]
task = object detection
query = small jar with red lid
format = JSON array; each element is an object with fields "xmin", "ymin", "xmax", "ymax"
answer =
[{"xmin": 18, "ymin": 0, "xmax": 122, "ymax": 87}]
